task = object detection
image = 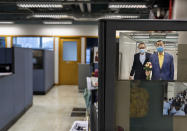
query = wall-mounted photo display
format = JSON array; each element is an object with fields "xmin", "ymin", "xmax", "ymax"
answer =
[
  {"xmin": 93, "ymin": 47, "xmax": 98, "ymax": 63},
  {"xmin": 117, "ymin": 31, "xmax": 180, "ymax": 81},
  {"xmin": 163, "ymin": 82, "xmax": 187, "ymax": 116}
]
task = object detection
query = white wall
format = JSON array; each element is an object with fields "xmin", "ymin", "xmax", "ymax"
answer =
[
  {"xmin": 54, "ymin": 37, "xmax": 59, "ymax": 84},
  {"xmin": 6, "ymin": 37, "xmax": 12, "ymax": 48},
  {"xmin": 119, "ymin": 33, "xmax": 137, "ymax": 80},
  {"xmin": 0, "ymin": 24, "xmax": 98, "ymax": 36},
  {"xmin": 81, "ymin": 37, "xmax": 86, "ymax": 64},
  {"xmin": 0, "ymin": 24, "xmax": 98, "ymax": 84},
  {"xmin": 168, "ymin": 82, "xmax": 187, "ymax": 99}
]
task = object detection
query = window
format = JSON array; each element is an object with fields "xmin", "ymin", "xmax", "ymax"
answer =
[
  {"xmin": 42, "ymin": 37, "xmax": 54, "ymax": 50},
  {"xmin": 13, "ymin": 37, "xmax": 40, "ymax": 48},
  {"xmin": 13, "ymin": 37, "xmax": 54, "ymax": 50},
  {"xmin": 0, "ymin": 37, "xmax": 6, "ymax": 48},
  {"xmin": 86, "ymin": 48, "xmax": 91, "ymax": 64},
  {"xmin": 63, "ymin": 41, "xmax": 77, "ymax": 61}
]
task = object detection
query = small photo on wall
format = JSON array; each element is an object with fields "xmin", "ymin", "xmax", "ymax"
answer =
[
  {"xmin": 117, "ymin": 31, "xmax": 178, "ymax": 81},
  {"xmin": 93, "ymin": 47, "xmax": 98, "ymax": 63},
  {"xmin": 163, "ymin": 82, "xmax": 187, "ymax": 116},
  {"xmin": 130, "ymin": 81, "xmax": 150, "ymax": 118}
]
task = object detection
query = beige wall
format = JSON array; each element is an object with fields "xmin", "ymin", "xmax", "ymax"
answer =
[
  {"xmin": 177, "ymin": 44, "xmax": 187, "ymax": 82},
  {"xmin": 173, "ymin": 117, "xmax": 187, "ymax": 131}
]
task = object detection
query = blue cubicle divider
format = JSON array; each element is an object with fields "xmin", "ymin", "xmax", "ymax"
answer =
[
  {"xmin": 44, "ymin": 50, "xmax": 54, "ymax": 92},
  {"xmin": 33, "ymin": 50, "xmax": 54, "ymax": 94},
  {"xmin": 0, "ymin": 48, "xmax": 33, "ymax": 131}
]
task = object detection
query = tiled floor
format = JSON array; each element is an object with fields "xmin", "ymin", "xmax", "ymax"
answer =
[{"xmin": 9, "ymin": 85, "xmax": 86, "ymax": 131}]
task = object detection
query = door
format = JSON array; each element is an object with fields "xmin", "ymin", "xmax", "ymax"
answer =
[{"xmin": 59, "ymin": 38, "xmax": 81, "ymax": 85}]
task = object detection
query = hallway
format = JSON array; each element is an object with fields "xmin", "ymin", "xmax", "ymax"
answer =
[{"xmin": 9, "ymin": 86, "xmax": 86, "ymax": 131}]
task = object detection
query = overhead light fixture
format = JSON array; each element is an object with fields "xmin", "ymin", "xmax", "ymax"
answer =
[
  {"xmin": 133, "ymin": 36, "xmax": 150, "ymax": 39},
  {"xmin": 109, "ymin": 3, "xmax": 147, "ymax": 9},
  {"xmin": 0, "ymin": 21, "xmax": 14, "ymax": 24},
  {"xmin": 98, "ymin": 15, "xmax": 139, "ymax": 20},
  {"xmin": 17, "ymin": 2, "xmax": 63, "ymax": 8},
  {"xmin": 132, "ymin": 33, "xmax": 149, "ymax": 36},
  {"xmin": 166, "ymin": 35, "xmax": 178, "ymax": 39},
  {"xmin": 33, "ymin": 14, "xmax": 71, "ymax": 19},
  {"xmin": 43, "ymin": 21, "xmax": 73, "ymax": 25}
]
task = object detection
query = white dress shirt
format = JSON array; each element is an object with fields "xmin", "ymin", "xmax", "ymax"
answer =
[
  {"xmin": 139, "ymin": 53, "xmax": 146, "ymax": 65},
  {"xmin": 163, "ymin": 101, "xmax": 170, "ymax": 115},
  {"xmin": 170, "ymin": 107, "xmax": 176, "ymax": 115},
  {"xmin": 181, "ymin": 104, "xmax": 185, "ymax": 111}
]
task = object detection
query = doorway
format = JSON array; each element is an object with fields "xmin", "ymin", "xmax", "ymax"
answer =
[{"xmin": 59, "ymin": 38, "xmax": 81, "ymax": 85}]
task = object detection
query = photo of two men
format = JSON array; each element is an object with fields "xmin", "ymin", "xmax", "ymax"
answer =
[{"xmin": 129, "ymin": 40, "xmax": 174, "ymax": 81}]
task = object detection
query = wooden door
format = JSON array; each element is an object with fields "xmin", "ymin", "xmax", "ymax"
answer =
[{"xmin": 59, "ymin": 38, "xmax": 81, "ymax": 85}]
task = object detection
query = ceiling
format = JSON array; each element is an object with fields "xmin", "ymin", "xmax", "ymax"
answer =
[
  {"xmin": 0, "ymin": 0, "xmax": 171, "ymax": 24},
  {"xmin": 122, "ymin": 31, "xmax": 178, "ymax": 50}
]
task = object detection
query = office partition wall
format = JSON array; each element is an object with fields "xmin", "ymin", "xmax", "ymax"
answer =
[{"xmin": 98, "ymin": 20, "xmax": 187, "ymax": 131}]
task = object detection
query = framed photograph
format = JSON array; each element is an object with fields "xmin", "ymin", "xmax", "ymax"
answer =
[
  {"xmin": 163, "ymin": 82, "xmax": 187, "ymax": 116},
  {"xmin": 93, "ymin": 47, "xmax": 98, "ymax": 63}
]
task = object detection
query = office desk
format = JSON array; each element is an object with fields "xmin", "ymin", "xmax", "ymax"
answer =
[{"xmin": 0, "ymin": 72, "xmax": 13, "ymax": 77}]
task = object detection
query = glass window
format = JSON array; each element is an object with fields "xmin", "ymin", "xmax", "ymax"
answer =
[
  {"xmin": 13, "ymin": 37, "xmax": 54, "ymax": 50},
  {"xmin": 0, "ymin": 37, "xmax": 6, "ymax": 48},
  {"xmin": 42, "ymin": 37, "xmax": 54, "ymax": 50},
  {"xmin": 63, "ymin": 41, "xmax": 77, "ymax": 61},
  {"xmin": 13, "ymin": 37, "xmax": 40, "ymax": 48}
]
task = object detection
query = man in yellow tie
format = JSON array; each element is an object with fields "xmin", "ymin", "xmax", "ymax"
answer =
[
  {"xmin": 148, "ymin": 40, "xmax": 174, "ymax": 80},
  {"xmin": 158, "ymin": 48, "xmax": 164, "ymax": 69}
]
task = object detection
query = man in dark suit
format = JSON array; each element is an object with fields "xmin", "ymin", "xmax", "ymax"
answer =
[
  {"xmin": 129, "ymin": 42, "xmax": 151, "ymax": 80},
  {"xmin": 149, "ymin": 40, "xmax": 174, "ymax": 80}
]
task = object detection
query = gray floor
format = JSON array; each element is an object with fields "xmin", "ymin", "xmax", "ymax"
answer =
[{"xmin": 9, "ymin": 85, "xmax": 86, "ymax": 131}]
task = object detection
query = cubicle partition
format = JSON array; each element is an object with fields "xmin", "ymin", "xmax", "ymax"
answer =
[
  {"xmin": 33, "ymin": 49, "xmax": 54, "ymax": 94},
  {"xmin": 78, "ymin": 64, "xmax": 91, "ymax": 92},
  {"xmin": 0, "ymin": 47, "xmax": 33, "ymax": 131}
]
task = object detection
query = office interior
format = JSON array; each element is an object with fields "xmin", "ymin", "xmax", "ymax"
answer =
[
  {"xmin": 1, "ymin": 0, "xmax": 187, "ymax": 131},
  {"xmin": 0, "ymin": 25, "xmax": 99, "ymax": 131}
]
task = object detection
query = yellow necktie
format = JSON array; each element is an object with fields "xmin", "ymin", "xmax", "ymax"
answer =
[{"xmin": 158, "ymin": 53, "xmax": 164, "ymax": 69}]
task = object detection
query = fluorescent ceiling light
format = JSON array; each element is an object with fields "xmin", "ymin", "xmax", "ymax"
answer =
[
  {"xmin": 33, "ymin": 14, "xmax": 70, "ymax": 19},
  {"xmin": 109, "ymin": 4, "xmax": 147, "ymax": 9},
  {"xmin": 43, "ymin": 21, "xmax": 73, "ymax": 25},
  {"xmin": 98, "ymin": 15, "xmax": 139, "ymax": 19},
  {"xmin": 0, "ymin": 21, "xmax": 14, "ymax": 24},
  {"xmin": 17, "ymin": 2, "xmax": 63, "ymax": 8},
  {"xmin": 133, "ymin": 36, "xmax": 150, "ymax": 39},
  {"xmin": 132, "ymin": 33, "xmax": 149, "ymax": 36},
  {"xmin": 166, "ymin": 35, "xmax": 178, "ymax": 39}
]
